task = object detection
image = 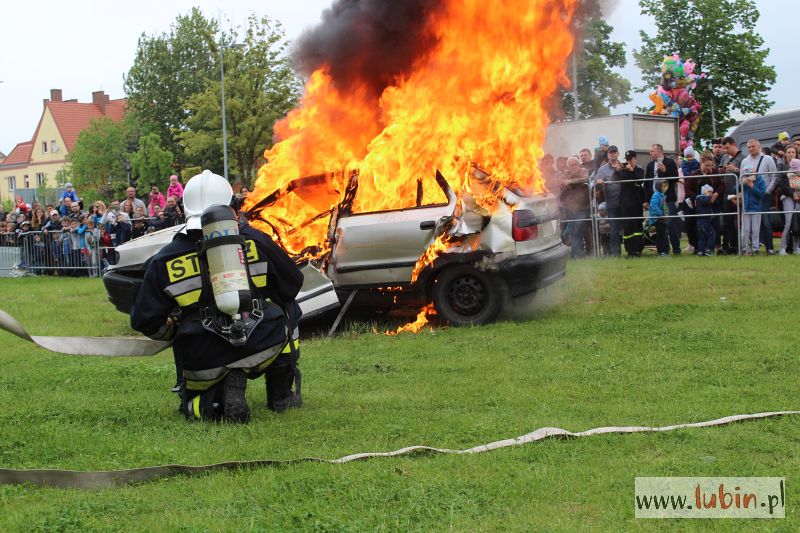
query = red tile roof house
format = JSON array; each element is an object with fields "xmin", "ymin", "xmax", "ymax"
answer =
[{"xmin": 0, "ymin": 89, "xmax": 125, "ymax": 204}]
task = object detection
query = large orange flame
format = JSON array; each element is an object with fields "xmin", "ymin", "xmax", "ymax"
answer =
[{"xmin": 246, "ymin": 0, "xmax": 578, "ymax": 257}]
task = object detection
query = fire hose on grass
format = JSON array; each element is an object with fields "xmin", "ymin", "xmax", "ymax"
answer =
[{"xmin": 0, "ymin": 309, "xmax": 797, "ymax": 489}]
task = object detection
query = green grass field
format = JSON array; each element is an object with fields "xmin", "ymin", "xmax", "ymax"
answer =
[{"xmin": 0, "ymin": 256, "xmax": 798, "ymax": 532}]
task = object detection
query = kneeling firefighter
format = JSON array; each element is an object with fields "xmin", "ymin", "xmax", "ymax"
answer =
[{"xmin": 131, "ymin": 170, "xmax": 304, "ymax": 423}]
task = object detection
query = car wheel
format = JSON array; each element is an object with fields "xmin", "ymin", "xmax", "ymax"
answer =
[{"xmin": 432, "ymin": 265, "xmax": 507, "ymax": 326}]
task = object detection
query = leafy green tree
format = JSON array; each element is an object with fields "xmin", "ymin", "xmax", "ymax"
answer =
[
  {"xmin": 67, "ymin": 118, "xmax": 128, "ymax": 200},
  {"xmin": 180, "ymin": 15, "xmax": 301, "ymax": 188},
  {"xmin": 124, "ymin": 8, "xmax": 218, "ymax": 165},
  {"xmin": 634, "ymin": 0, "xmax": 776, "ymax": 141},
  {"xmin": 562, "ymin": 1, "xmax": 631, "ymax": 119},
  {"xmin": 130, "ymin": 133, "xmax": 174, "ymax": 194}
]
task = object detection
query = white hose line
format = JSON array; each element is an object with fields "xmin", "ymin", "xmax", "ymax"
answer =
[
  {"xmin": 0, "ymin": 411, "xmax": 796, "ymax": 489},
  {"xmin": 0, "ymin": 309, "xmax": 171, "ymax": 356}
]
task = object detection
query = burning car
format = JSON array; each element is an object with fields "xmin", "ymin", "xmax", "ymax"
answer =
[
  {"xmin": 103, "ymin": 168, "xmax": 566, "ymax": 327},
  {"xmin": 105, "ymin": 0, "xmax": 580, "ymax": 328}
]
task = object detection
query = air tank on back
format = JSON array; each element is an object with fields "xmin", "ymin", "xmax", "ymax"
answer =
[{"xmin": 200, "ymin": 204, "xmax": 251, "ymax": 318}]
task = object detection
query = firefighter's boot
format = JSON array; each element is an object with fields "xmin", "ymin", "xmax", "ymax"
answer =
[{"xmin": 221, "ymin": 369, "xmax": 250, "ymax": 423}]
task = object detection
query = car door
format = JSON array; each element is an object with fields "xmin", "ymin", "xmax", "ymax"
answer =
[
  {"xmin": 328, "ymin": 173, "xmax": 456, "ymax": 286},
  {"xmin": 296, "ymin": 263, "xmax": 340, "ymax": 319}
]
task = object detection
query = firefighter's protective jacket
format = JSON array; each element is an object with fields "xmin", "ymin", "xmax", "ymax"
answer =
[{"xmin": 131, "ymin": 223, "xmax": 304, "ymax": 390}]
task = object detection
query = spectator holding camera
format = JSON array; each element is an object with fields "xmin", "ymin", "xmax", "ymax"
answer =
[{"xmin": 162, "ymin": 196, "xmax": 183, "ymax": 227}]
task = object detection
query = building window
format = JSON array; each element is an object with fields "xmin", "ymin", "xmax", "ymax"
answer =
[
  {"xmin": 51, "ymin": 140, "xmax": 58, "ymax": 153},
  {"xmin": 6, "ymin": 176, "xmax": 15, "ymax": 192},
  {"xmin": 24, "ymin": 175, "xmax": 30, "ymax": 188},
  {"xmin": 36, "ymin": 172, "xmax": 46, "ymax": 187},
  {"xmin": 42, "ymin": 141, "xmax": 48, "ymax": 154}
]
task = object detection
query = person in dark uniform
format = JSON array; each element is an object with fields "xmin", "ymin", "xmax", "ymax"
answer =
[
  {"xmin": 131, "ymin": 170, "xmax": 304, "ymax": 423},
  {"xmin": 617, "ymin": 150, "xmax": 646, "ymax": 257}
]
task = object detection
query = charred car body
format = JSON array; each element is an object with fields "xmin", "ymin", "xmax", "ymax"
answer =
[{"xmin": 103, "ymin": 170, "xmax": 567, "ymax": 326}]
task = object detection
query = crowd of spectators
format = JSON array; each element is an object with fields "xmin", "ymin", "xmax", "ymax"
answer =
[
  {"xmin": 542, "ymin": 133, "xmax": 800, "ymax": 258},
  {"xmin": 0, "ymin": 176, "xmax": 187, "ymax": 275}
]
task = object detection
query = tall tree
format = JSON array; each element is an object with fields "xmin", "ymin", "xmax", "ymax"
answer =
[
  {"xmin": 634, "ymin": 0, "xmax": 776, "ymax": 141},
  {"xmin": 67, "ymin": 118, "xmax": 128, "ymax": 199},
  {"xmin": 180, "ymin": 15, "xmax": 301, "ymax": 188},
  {"xmin": 124, "ymin": 8, "xmax": 218, "ymax": 165},
  {"xmin": 561, "ymin": 1, "xmax": 631, "ymax": 119},
  {"xmin": 130, "ymin": 133, "xmax": 174, "ymax": 194}
]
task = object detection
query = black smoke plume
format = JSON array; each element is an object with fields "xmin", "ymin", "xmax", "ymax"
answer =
[{"xmin": 292, "ymin": 0, "xmax": 445, "ymax": 97}]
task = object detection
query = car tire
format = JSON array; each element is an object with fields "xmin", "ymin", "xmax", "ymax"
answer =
[{"xmin": 432, "ymin": 265, "xmax": 507, "ymax": 326}]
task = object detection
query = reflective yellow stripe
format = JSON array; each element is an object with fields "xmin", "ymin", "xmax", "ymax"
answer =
[
  {"xmin": 281, "ymin": 338, "xmax": 299, "ymax": 353},
  {"xmin": 191, "ymin": 395, "xmax": 201, "ymax": 419},
  {"xmin": 245, "ymin": 353, "xmax": 280, "ymax": 374},
  {"xmin": 252, "ymin": 274, "xmax": 267, "ymax": 288},
  {"xmin": 245, "ymin": 240, "xmax": 259, "ymax": 262},
  {"xmin": 185, "ymin": 375, "xmax": 226, "ymax": 391},
  {"xmin": 175, "ymin": 289, "xmax": 202, "ymax": 307},
  {"xmin": 622, "ymin": 232, "xmax": 643, "ymax": 240}
]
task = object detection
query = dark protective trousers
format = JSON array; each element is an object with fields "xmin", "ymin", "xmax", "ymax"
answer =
[
  {"xmin": 606, "ymin": 207, "xmax": 623, "ymax": 257},
  {"xmin": 621, "ymin": 204, "xmax": 644, "ymax": 256},
  {"xmin": 666, "ymin": 202, "xmax": 681, "ymax": 253},
  {"xmin": 654, "ymin": 222, "xmax": 669, "ymax": 255},
  {"xmin": 722, "ymin": 200, "xmax": 738, "ymax": 252}
]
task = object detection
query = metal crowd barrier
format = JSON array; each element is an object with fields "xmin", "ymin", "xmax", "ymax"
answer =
[
  {"xmin": 558, "ymin": 171, "xmax": 770, "ymax": 258},
  {"xmin": 0, "ymin": 230, "xmax": 108, "ymax": 278}
]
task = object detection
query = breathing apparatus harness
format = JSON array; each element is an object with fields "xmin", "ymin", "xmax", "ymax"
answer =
[{"xmin": 194, "ymin": 204, "xmax": 264, "ymax": 347}]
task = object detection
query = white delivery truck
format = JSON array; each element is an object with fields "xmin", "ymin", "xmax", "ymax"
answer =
[{"xmin": 544, "ymin": 113, "xmax": 680, "ymax": 165}]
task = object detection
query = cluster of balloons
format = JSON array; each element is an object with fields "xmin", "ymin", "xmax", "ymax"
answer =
[{"xmin": 648, "ymin": 54, "xmax": 706, "ymax": 151}]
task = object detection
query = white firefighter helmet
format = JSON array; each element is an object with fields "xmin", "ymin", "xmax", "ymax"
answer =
[{"xmin": 183, "ymin": 170, "xmax": 233, "ymax": 230}]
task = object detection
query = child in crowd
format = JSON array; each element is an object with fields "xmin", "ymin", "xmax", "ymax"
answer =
[
  {"xmin": 131, "ymin": 218, "xmax": 148, "ymax": 240},
  {"xmin": 149, "ymin": 186, "xmax": 166, "ymax": 216},
  {"xmin": 58, "ymin": 218, "xmax": 72, "ymax": 274},
  {"xmin": 31, "ymin": 233, "xmax": 47, "ymax": 272},
  {"xmin": 68, "ymin": 218, "xmax": 83, "ymax": 276},
  {"xmin": 597, "ymin": 202, "xmax": 611, "ymax": 257},
  {"xmin": 167, "ymin": 175, "xmax": 184, "ymax": 202},
  {"xmin": 82, "ymin": 220, "xmax": 100, "ymax": 276},
  {"xmin": 61, "ymin": 183, "xmax": 79, "ymax": 204},
  {"xmin": 695, "ymin": 184, "xmax": 717, "ymax": 256},
  {"xmin": 650, "ymin": 179, "xmax": 670, "ymax": 256},
  {"xmin": 99, "ymin": 225, "xmax": 113, "ymax": 270},
  {"xmin": 681, "ymin": 147, "xmax": 700, "ymax": 177}
]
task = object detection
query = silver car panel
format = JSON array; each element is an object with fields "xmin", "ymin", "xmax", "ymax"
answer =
[{"xmin": 328, "ymin": 203, "xmax": 455, "ymax": 286}]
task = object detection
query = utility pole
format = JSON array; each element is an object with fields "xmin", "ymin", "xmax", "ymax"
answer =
[
  {"xmin": 220, "ymin": 38, "xmax": 230, "ymax": 181},
  {"xmin": 708, "ymin": 80, "xmax": 718, "ymax": 139},
  {"xmin": 571, "ymin": 52, "xmax": 580, "ymax": 120}
]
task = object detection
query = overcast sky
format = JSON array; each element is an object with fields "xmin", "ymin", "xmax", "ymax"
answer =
[{"xmin": 0, "ymin": 0, "xmax": 791, "ymax": 155}]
